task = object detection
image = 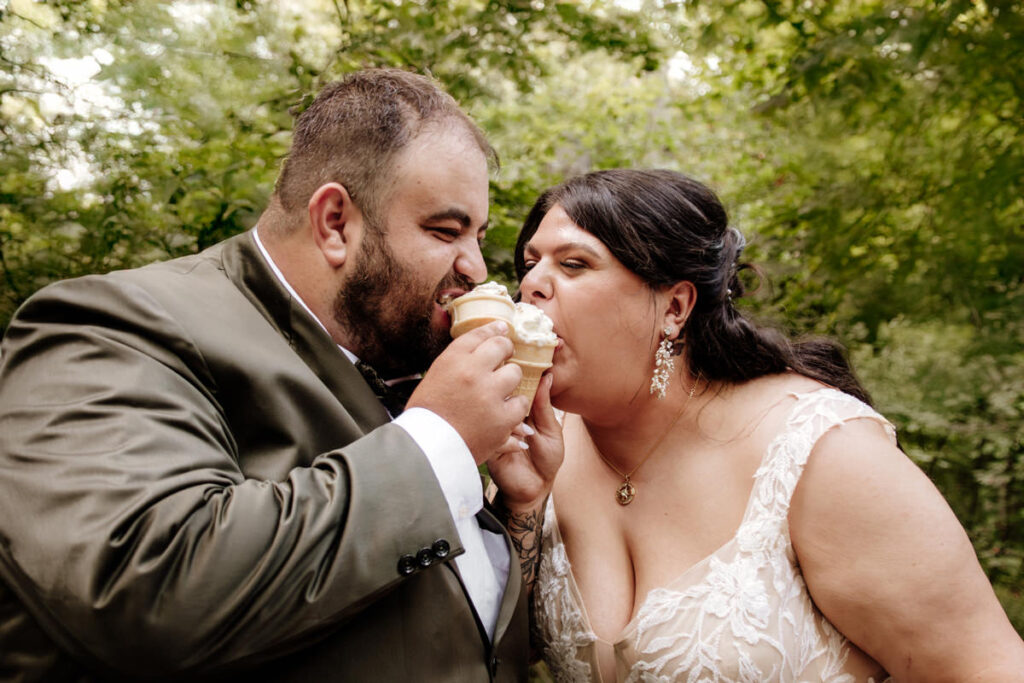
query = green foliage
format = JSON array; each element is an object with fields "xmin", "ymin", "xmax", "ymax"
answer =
[
  {"xmin": 2, "ymin": 0, "xmax": 1021, "ymax": 633},
  {"xmin": 852, "ymin": 319, "xmax": 1024, "ymax": 589},
  {"xmin": 996, "ymin": 584, "xmax": 1024, "ymax": 635},
  {"xmin": 0, "ymin": 0, "xmax": 660, "ymax": 324},
  {"xmin": 664, "ymin": 0, "xmax": 1024, "ymax": 615}
]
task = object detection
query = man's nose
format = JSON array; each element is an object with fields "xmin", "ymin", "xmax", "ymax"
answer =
[{"xmin": 455, "ymin": 240, "xmax": 488, "ymax": 284}]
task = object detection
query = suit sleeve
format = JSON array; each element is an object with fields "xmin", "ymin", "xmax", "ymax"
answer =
[{"xmin": 0, "ymin": 275, "xmax": 463, "ymax": 677}]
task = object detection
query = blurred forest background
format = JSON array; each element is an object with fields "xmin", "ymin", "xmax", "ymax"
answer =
[{"xmin": 1, "ymin": 0, "xmax": 1021, "ymax": 639}]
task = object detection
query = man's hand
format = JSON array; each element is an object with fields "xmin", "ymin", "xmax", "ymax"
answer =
[{"xmin": 406, "ymin": 321, "xmax": 531, "ymax": 464}]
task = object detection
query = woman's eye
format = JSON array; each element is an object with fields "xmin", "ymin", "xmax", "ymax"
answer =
[
  {"xmin": 562, "ymin": 260, "xmax": 586, "ymax": 270},
  {"xmin": 522, "ymin": 260, "xmax": 537, "ymax": 270}
]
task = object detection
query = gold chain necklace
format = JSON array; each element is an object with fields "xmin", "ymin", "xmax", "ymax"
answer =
[{"xmin": 591, "ymin": 372, "xmax": 702, "ymax": 505}]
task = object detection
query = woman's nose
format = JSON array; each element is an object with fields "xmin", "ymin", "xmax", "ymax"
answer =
[{"xmin": 518, "ymin": 265, "xmax": 551, "ymax": 304}]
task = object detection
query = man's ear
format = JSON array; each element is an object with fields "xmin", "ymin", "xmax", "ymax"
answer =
[
  {"xmin": 661, "ymin": 280, "xmax": 698, "ymax": 337},
  {"xmin": 308, "ymin": 182, "xmax": 361, "ymax": 268}
]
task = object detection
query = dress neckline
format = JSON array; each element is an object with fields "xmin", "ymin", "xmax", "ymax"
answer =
[
  {"xmin": 548, "ymin": 388, "xmax": 833, "ymax": 648},
  {"xmin": 547, "ymin": 489, "xmax": 749, "ymax": 649}
]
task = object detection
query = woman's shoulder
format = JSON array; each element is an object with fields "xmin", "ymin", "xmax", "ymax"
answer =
[
  {"xmin": 783, "ymin": 388, "xmax": 1019, "ymax": 679},
  {"xmin": 740, "ymin": 371, "xmax": 854, "ymax": 401},
  {"xmin": 731, "ymin": 371, "xmax": 831, "ymax": 409},
  {"xmin": 741, "ymin": 373, "xmax": 892, "ymax": 432}
]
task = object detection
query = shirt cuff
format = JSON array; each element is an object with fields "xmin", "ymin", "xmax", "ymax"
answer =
[{"xmin": 392, "ymin": 407, "xmax": 483, "ymax": 523}]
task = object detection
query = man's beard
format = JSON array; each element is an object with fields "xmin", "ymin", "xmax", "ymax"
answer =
[{"xmin": 332, "ymin": 230, "xmax": 471, "ymax": 378}]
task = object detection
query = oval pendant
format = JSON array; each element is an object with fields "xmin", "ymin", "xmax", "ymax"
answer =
[{"xmin": 615, "ymin": 479, "xmax": 636, "ymax": 505}]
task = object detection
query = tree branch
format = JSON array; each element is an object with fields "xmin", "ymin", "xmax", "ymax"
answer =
[
  {"xmin": 331, "ymin": 0, "xmax": 348, "ymax": 29},
  {"xmin": 7, "ymin": 10, "xmax": 49, "ymax": 30},
  {"xmin": 0, "ymin": 233, "xmax": 25, "ymax": 306}
]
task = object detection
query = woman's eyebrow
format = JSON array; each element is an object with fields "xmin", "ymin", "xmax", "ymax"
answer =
[
  {"xmin": 560, "ymin": 241, "xmax": 602, "ymax": 258},
  {"xmin": 524, "ymin": 241, "xmax": 602, "ymax": 258}
]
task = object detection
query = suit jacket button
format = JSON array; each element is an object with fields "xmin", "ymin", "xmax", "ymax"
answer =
[
  {"xmin": 397, "ymin": 554, "xmax": 417, "ymax": 576},
  {"xmin": 489, "ymin": 655, "xmax": 500, "ymax": 675},
  {"xmin": 416, "ymin": 548, "xmax": 434, "ymax": 568},
  {"xmin": 432, "ymin": 539, "xmax": 451, "ymax": 559}
]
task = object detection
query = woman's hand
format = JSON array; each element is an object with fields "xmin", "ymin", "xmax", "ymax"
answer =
[
  {"xmin": 488, "ymin": 373, "xmax": 564, "ymax": 511},
  {"xmin": 487, "ymin": 373, "xmax": 564, "ymax": 589}
]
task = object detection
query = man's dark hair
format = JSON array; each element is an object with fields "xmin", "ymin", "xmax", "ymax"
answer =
[{"xmin": 275, "ymin": 68, "xmax": 497, "ymax": 225}]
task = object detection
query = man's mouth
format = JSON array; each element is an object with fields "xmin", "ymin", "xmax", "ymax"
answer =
[
  {"xmin": 434, "ymin": 290, "xmax": 465, "ymax": 330},
  {"xmin": 436, "ymin": 288, "xmax": 469, "ymax": 310}
]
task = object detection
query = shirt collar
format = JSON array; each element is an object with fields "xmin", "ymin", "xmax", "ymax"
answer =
[{"xmin": 252, "ymin": 226, "xmax": 361, "ymax": 366}]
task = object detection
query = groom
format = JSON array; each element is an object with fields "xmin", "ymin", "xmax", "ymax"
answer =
[{"xmin": 0, "ymin": 69, "xmax": 533, "ymax": 681}]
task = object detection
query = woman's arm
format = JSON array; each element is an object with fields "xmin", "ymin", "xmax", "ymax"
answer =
[
  {"xmin": 790, "ymin": 418, "xmax": 1024, "ymax": 681},
  {"xmin": 492, "ymin": 496, "xmax": 546, "ymax": 589},
  {"xmin": 488, "ymin": 374, "xmax": 564, "ymax": 592}
]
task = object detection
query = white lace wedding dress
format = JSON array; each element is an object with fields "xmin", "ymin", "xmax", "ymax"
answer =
[{"xmin": 534, "ymin": 389, "xmax": 894, "ymax": 682}]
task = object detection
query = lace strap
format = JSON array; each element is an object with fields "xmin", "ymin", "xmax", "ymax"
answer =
[{"xmin": 739, "ymin": 388, "xmax": 896, "ymax": 543}]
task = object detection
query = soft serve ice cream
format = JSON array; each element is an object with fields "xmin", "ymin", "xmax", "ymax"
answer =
[
  {"xmin": 511, "ymin": 302, "xmax": 557, "ymax": 354},
  {"xmin": 470, "ymin": 281, "xmax": 511, "ymax": 298},
  {"xmin": 445, "ymin": 281, "xmax": 516, "ymax": 337},
  {"xmin": 447, "ymin": 284, "xmax": 558, "ymax": 403},
  {"xmin": 508, "ymin": 302, "xmax": 558, "ymax": 402}
]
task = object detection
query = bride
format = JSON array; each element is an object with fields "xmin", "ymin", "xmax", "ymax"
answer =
[{"xmin": 490, "ymin": 169, "xmax": 1024, "ymax": 681}]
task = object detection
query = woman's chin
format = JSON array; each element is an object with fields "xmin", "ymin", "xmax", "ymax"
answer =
[{"xmin": 546, "ymin": 374, "xmax": 573, "ymax": 410}]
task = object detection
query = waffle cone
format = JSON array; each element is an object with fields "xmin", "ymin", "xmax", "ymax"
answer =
[
  {"xmin": 507, "ymin": 358, "xmax": 551, "ymax": 404},
  {"xmin": 448, "ymin": 292, "xmax": 515, "ymax": 338},
  {"xmin": 511, "ymin": 338, "xmax": 557, "ymax": 365}
]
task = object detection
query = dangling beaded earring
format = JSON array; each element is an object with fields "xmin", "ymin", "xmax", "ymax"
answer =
[{"xmin": 649, "ymin": 326, "xmax": 676, "ymax": 399}]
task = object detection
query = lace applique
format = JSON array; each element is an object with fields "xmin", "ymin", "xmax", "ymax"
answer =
[
  {"xmin": 535, "ymin": 497, "xmax": 597, "ymax": 682},
  {"xmin": 625, "ymin": 554, "xmax": 783, "ymax": 683},
  {"xmin": 535, "ymin": 389, "xmax": 896, "ymax": 682}
]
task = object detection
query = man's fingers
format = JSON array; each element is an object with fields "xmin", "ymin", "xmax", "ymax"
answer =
[
  {"xmin": 413, "ymin": 318, "xmax": 537, "ymax": 462},
  {"xmin": 473, "ymin": 334, "xmax": 516, "ymax": 370},
  {"xmin": 449, "ymin": 320, "xmax": 511, "ymax": 351},
  {"xmin": 505, "ymin": 393, "xmax": 532, "ymax": 422},
  {"xmin": 495, "ymin": 361, "xmax": 523, "ymax": 396}
]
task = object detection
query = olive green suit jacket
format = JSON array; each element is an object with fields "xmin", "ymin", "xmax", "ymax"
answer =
[{"xmin": 0, "ymin": 231, "xmax": 529, "ymax": 681}]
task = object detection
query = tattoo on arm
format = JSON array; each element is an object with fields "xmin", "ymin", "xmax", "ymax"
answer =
[
  {"xmin": 495, "ymin": 499, "xmax": 547, "ymax": 662},
  {"xmin": 496, "ymin": 504, "xmax": 545, "ymax": 588}
]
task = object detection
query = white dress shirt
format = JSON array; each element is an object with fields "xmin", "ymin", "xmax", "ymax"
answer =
[{"xmin": 252, "ymin": 228, "xmax": 509, "ymax": 639}]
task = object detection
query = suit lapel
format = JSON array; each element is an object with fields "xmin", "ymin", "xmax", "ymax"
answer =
[
  {"xmin": 439, "ymin": 509, "xmax": 523, "ymax": 650},
  {"xmin": 476, "ymin": 507, "xmax": 523, "ymax": 646},
  {"xmin": 220, "ymin": 230, "xmax": 391, "ymax": 432},
  {"xmin": 441, "ymin": 560, "xmax": 491, "ymax": 648}
]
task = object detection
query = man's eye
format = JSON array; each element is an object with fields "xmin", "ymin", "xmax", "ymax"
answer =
[{"xmin": 428, "ymin": 227, "xmax": 460, "ymax": 241}]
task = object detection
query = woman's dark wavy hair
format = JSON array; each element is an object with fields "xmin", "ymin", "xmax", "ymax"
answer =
[{"xmin": 514, "ymin": 169, "xmax": 872, "ymax": 405}]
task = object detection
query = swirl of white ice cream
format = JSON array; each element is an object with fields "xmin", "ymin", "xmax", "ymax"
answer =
[
  {"xmin": 513, "ymin": 302, "xmax": 557, "ymax": 345},
  {"xmin": 471, "ymin": 281, "xmax": 510, "ymax": 297}
]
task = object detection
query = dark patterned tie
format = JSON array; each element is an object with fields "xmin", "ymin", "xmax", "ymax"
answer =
[{"xmin": 354, "ymin": 360, "xmax": 419, "ymax": 417}]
